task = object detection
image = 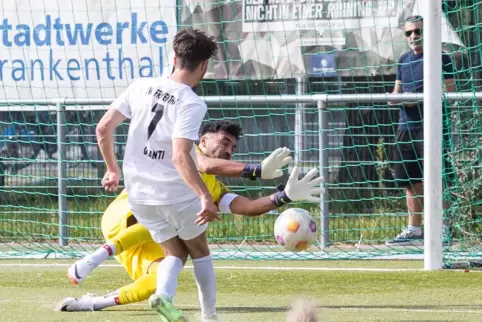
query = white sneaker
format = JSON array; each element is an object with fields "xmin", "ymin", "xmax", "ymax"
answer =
[
  {"xmin": 203, "ymin": 315, "xmax": 219, "ymax": 322},
  {"xmin": 56, "ymin": 294, "xmax": 95, "ymax": 312},
  {"xmin": 67, "ymin": 258, "xmax": 98, "ymax": 285}
]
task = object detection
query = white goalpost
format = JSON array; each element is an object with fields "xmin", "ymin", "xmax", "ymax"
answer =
[{"xmin": 422, "ymin": 0, "xmax": 444, "ymax": 270}]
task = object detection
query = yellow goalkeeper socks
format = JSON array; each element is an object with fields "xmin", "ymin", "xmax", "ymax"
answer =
[
  {"xmin": 118, "ymin": 271, "xmax": 157, "ymax": 304},
  {"xmin": 111, "ymin": 223, "xmax": 152, "ymax": 254}
]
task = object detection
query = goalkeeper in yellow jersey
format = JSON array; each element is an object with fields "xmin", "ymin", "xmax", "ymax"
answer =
[{"xmin": 57, "ymin": 120, "xmax": 323, "ymax": 313}]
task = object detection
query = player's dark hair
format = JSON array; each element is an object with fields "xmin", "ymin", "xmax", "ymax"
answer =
[
  {"xmin": 405, "ymin": 15, "xmax": 423, "ymax": 23},
  {"xmin": 173, "ymin": 28, "xmax": 218, "ymax": 72},
  {"xmin": 201, "ymin": 121, "xmax": 243, "ymax": 141}
]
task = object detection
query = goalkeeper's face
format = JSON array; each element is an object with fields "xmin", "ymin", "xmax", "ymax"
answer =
[{"xmin": 200, "ymin": 131, "xmax": 238, "ymax": 160}]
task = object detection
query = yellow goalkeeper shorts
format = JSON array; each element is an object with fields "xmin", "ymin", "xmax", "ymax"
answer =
[
  {"xmin": 116, "ymin": 236, "xmax": 165, "ymax": 281},
  {"xmin": 101, "ymin": 191, "xmax": 165, "ymax": 281}
]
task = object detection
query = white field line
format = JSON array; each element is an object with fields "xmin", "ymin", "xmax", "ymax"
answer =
[{"xmin": 0, "ymin": 263, "xmax": 480, "ymax": 273}]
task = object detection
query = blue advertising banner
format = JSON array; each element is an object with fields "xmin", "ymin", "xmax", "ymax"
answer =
[
  {"xmin": 310, "ymin": 53, "xmax": 337, "ymax": 78},
  {"xmin": 0, "ymin": 0, "xmax": 177, "ymax": 100}
]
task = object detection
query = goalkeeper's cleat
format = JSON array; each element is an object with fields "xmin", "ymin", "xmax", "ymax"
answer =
[
  {"xmin": 67, "ymin": 258, "xmax": 99, "ymax": 285},
  {"xmin": 56, "ymin": 294, "xmax": 95, "ymax": 312},
  {"xmin": 149, "ymin": 294, "xmax": 185, "ymax": 322}
]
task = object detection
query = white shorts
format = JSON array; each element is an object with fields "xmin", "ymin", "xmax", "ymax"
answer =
[{"xmin": 129, "ymin": 197, "xmax": 207, "ymax": 243}]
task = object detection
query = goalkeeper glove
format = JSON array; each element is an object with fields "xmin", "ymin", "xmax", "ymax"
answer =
[
  {"xmin": 241, "ymin": 147, "xmax": 293, "ymax": 180},
  {"xmin": 271, "ymin": 166, "xmax": 325, "ymax": 207}
]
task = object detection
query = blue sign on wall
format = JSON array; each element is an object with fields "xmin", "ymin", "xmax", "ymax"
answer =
[{"xmin": 310, "ymin": 53, "xmax": 337, "ymax": 78}]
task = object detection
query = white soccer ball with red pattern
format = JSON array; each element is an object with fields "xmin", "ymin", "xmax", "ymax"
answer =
[{"xmin": 274, "ymin": 208, "xmax": 317, "ymax": 252}]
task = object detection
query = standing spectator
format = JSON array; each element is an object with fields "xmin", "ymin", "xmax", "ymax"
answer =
[{"xmin": 385, "ymin": 15, "xmax": 456, "ymax": 246}]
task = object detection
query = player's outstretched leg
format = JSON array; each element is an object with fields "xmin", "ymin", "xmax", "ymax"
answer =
[
  {"xmin": 56, "ymin": 292, "xmax": 119, "ymax": 312},
  {"xmin": 68, "ymin": 223, "xmax": 151, "ymax": 284},
  {"xmin": 149, "ymin": 255, "xmax": 186, "ymax": 322},
  {"xmin": 67, "ymin": 242, "xmax": 116, "ymax": 285},
  {"xmin": 58, "ymin": 266, "xmax": 158, "ymax": 312}
]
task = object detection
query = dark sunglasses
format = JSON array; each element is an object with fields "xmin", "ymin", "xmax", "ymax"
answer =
[{"xmin": 405, "ymin": 29, "xmax": 422, "ymax": 37}]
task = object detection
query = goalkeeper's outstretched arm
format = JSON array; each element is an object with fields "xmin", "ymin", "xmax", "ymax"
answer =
[
  {"xmin": 197, "ymin": 147, "xmax": 292, "ymax": 180},
  {"xmin": 222, "ymin": 166, "xmax": 324, "ymax": 217}
]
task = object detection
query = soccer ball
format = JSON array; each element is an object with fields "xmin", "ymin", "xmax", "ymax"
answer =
[{"xmin": 274, "ymin": 208, "xmax": 317, "ymax": 252}]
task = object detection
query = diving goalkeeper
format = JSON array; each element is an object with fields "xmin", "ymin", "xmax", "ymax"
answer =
[{"xmin": 58, "ymin": 120, "xmax": 323, "ymax": 312}]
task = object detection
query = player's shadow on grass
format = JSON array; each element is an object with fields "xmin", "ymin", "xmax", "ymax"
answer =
[
  {"xmin": 321, "ymin": 304, "xmax": 481, "ymax": 310},
  {"xmin": 107, "ymin": 304, "xmax": 482, "ymax": 315},
  {"xmin": 115, "ymin": 306, "xmax": 290, "ymax": 313},
  {"xmin": 204, "ymin": 304, "xmax": 482, "ymax": 312}
]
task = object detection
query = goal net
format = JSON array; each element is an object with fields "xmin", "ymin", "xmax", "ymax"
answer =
[{"xmin": 0, "ymin": 0, "xmax": 481, "ymax": 268}]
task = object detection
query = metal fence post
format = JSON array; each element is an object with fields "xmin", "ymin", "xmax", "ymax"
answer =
[
  {"xmin": 318, "ymin": 99, "xmax": 331, "ymax": 248},
  {"xmin": 56, "ymin": 99, "xmax": 68, "ymax": 247},
  {"xmin": 295, "ymin": 77, "xmax": 306, "ymax": 164}
]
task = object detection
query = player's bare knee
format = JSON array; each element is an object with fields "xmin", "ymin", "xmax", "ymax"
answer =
[
  {"xmin": 178, "ymin": 252, "xmax": 189, "ymax": 264},
  {"xmin": 188, "ymin": 246, "xmax": 210, "ymax": 259},
  {"xmin": 160, "ymin": 236, "xmax": 188, "ymax": 262},
  {"xmin": 183, "ymin": 232, "xmax": 210, "ymax": 259},
  {"xmin": 163, "ymin": 247, "xmax": 188, "ymax": 263}
]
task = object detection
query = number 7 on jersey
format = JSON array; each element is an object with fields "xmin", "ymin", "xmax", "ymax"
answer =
[{"xmin": 148, "ymin": 103, "xmax": 164, "ymax": 140}]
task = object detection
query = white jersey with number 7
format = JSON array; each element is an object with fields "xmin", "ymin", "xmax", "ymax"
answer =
[{"xmin": 112, "ymin": 77, "xmax": 208, "ymax": 206}]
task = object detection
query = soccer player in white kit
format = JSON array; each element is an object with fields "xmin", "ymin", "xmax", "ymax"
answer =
[{"xmin": 95, "ymin": 29, "xmax": 219, "ymax": 321}]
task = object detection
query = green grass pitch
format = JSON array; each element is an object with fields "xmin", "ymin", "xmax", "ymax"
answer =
[{"xmin": 1, "ymin": 259, "xmax": 482, "ymax": 321}]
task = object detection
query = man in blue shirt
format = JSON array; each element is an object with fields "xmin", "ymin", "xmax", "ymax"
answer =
[{"xmin": 386, "ymin": 15, "xmax": 456, "ymax": 246}]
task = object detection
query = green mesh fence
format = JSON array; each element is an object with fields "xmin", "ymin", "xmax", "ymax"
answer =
[{"xmin": 0, "ymin": 0, "xmax": 482, "ymax": 267}]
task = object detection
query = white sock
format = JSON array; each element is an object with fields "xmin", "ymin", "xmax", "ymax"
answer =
[
  {"xmin": 93, "ymin": 294, "xmax": 119, "ymax": 310},
  {"xmin": 88, "ymin": 242, "xmax": 116, "ymax": 264},
  {"xmin": 74, "ymin": 242, "xmax": 116, "ymax": 279},
  {"xmin": 192, "ymin": 255, "xmax": 216, "ymax": 318},
  {"xmin": 156, "ymin": 256, "xmax": 184, "ymax": 299},
  {"xmin": 407, "ymin": 226, "xmax": 422, "ymax": 236}
]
